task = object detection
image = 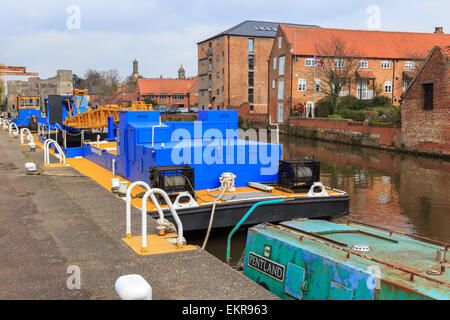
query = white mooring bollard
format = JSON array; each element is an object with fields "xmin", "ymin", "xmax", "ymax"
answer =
[{"xmin": 115, "ymin": 274, "xmax": 152, "ymax": 300}]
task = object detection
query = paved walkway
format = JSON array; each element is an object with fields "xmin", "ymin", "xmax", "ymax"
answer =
[{"xmin": 0, "ymin": 130, "xmax": 277, "ymax": 300}]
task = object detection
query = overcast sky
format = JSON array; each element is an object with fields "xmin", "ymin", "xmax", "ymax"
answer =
[{"xmin": 1, "ymin": 0, "xmax": 449, "ymax": 82}]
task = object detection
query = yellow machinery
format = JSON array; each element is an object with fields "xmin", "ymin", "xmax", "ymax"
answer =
[{"xmin": 63, "ymin": 101, "xmax": 152, "ymax": 130}]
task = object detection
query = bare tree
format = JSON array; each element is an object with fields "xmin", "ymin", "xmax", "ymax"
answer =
[{"xmin": 310, "ymin": 37, "xmax": 360, "ymax": 114}]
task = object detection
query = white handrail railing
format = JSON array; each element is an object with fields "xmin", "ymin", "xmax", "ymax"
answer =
[
  {"xmin": 20, "ymin": 128, "xmax": 34, "ymax": 145},
  {"xmin": 141, "ymin": 188, "xmax": 184, "ymax": 252},
  {"xmin": 125, "ymin": 181, "xmax": 151, "ymax": 239},
  {"xmin": 44, "ymin": 139, "xmax": 66, "ymax": 165},
  {"xmin": 8, "ymin": 122, "xmax": 19, "ymax": 136}
]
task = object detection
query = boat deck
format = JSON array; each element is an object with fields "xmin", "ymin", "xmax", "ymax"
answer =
[{"xmin": 37, "ymin": 137, "xmax": 345, "ymax": 211}]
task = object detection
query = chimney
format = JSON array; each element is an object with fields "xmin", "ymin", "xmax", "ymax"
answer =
[{"xmin": 434, "ymin": 27, "xmax": 444, "ymax": 34}]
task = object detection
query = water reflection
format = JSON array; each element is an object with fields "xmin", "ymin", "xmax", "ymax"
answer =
[
  {"xmin": 282, "ymin": 135, "xmax": 450, "ymax": 242},
  {"xmin": 187, "ymin": 134, "xmax": 449, "ymax": 264}
]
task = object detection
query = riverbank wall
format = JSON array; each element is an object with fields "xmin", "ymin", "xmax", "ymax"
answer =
[{"xmin": 235, "ymin": 103, "xmax": 447, "ymax": 158}]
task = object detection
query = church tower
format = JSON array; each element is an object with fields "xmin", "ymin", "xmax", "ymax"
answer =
[
  {"xmin": 132, "ymin": 59, "xmax": 139, "ymax": 78},
  {"xmin": 178, "ymin": 65, "xmax": 186, "ymax": 79}
]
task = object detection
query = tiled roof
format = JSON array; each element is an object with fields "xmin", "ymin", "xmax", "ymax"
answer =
[
  {"xmin": 198, "ymin": 20, "xmax": 319, "ymax": 44},
  {"xmin": 138, "ymin": 78, "xmax": 198, "ymax": 95},
  {"xmin": 356, "ymin": 70, "xmax": 376, "ymax": 79},
  {"xmin": 281, "ymin": 25, "xmax": 450, "ymax": 59}
]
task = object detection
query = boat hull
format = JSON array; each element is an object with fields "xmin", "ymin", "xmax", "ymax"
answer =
[{"xmin": 150, "ymin": 195, "xmax": 350, "ymax": 231}]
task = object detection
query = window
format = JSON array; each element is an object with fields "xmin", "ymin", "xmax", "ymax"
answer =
[
  {"xmin": 248, "ymin": 72, "xmax": 254, "ymax": 87},
  {"xmin": 334, "ymin": 59, "xmax": 345, "ymax": 69},
  {"xmin": 298, "ymin": 79, "xmax": 306, "ymax": 92},
  {"xmin": 305, "ymin": 58, "xmax": 315, "ymax": 67},
  {"xmin": 200, "ymin": 59, "xmax": 205, "ymax": 65},
  {"xmin": 381, "ymin": 61, "xmax": 391, "ymax": 69},
  {"xmin": 423, "ymin": 84, "xmax": 434, "ymax": 110},
  {"xmin": 172, "ymin": 94, "xmax": 185, "ymax": 100},
  {"xmin": 384, "ymin": 81, "xmax": 392, "ymax": 93},
  {"xmin": 272, "ymin": 79, "xmax": 276, "ymax": 89},
  {"xmin": 217, "ymin": 38, "xmax": 220, "ymax": 45},
  {"xmin": 222, "ymin": 85, "xmax": 224, "ymax": 92},
  {"xmin": 248, "ymin": 88, "xmax": 254, "ymax": 103},
  {"xmin": 273, "ymin": 57, "xmax": 277, "ymax": 70},
  {"xmin": 358, "ymin": 60, "xmax": 368, "ymax": 69},
  {"xmin": 217, "ymin": 55, "xmax": 220, "ymax": 62},
  {"xmin": 278, "ymin": 36, "xmax": 282, "ymax": 49},
  {"xmin": 278, "ymin": 80, "xmax": 284, "ymax": 99},
  {"xmin": 208, "ymin": 64, "xmax": 212, "ymax": 72},
  {"xmin": 222, "ymin": 68, "xmax": 225, "ymax": 75},
  {"xmin": 201, "ymin": 44, "xmax": 205, "ymax": 50},
  {"xmin": 248, "ymin": 55, "xmax": 254, "ymax": 70},
  {"xmin": 159, "ymin": 93, "xmax": 167, "ymax": 99},
  {"xmin": 405, "ymin": 61, "xmax": 415, "ymax": 70},
  {"xmin": 195, "ymin": 92, "xmax": 198, "ymax": 96},
  {"xmin": 146, "ymin": 93, "xmax": 155, "ymax": 99},
  {"xmin": 217, "ymin": 72, "xmax": 220, "ymax": 79},
  {"xmin": 248, "ymin": 38, "xmax": 254, "ymax": 53},
  {"xmin": 315, "ymin": 80, "xmax": 321, "ymax": 92},
  {"xmin": 217, "ymin": 89, "xmax": 220, "ymax": 95},
  {"xmin": 279, "ymin": 56, "xmax": 285, "ymax": 75},
  {"xmin": 250, "ymin": 105, "xmax": 254, "ymax": 111}
]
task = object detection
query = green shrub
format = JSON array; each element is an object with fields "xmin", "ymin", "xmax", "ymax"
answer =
[
  {"xmin": 337, "ymin": 95, "xmax": 360, "ymax": 110},
  {"xmin": 337, "ymin": 109, "xmax": 366, "ymax": 122},
  {"xmin": 316, "ymin": 96, "xmax": 333, "ymax": 117},
  {"xmin": 370, "ymin": 95, "xmax": 391, "ymax": 107}
]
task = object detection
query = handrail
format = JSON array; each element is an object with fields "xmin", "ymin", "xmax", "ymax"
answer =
[
  {"xmin": 125, "ymin": 181, "xmax": 151, "ymax": 239},
  {"xmin": 44, "ymin": 139, "xmax": 66, "ymax": 165},
  {"xmin": 141, "ymin": 188, "xmax": 185, "ymax": 252},
  {"xmin": 20, "ymin": 128, "xmax": 34, "ymax": 145},
  {"xmin": 8, "ymin": 122, "xmax": 19, "ymax": 136},
  {"xmin": 226, "ymin": 199, "xmax": 285, "ymax": 264}
]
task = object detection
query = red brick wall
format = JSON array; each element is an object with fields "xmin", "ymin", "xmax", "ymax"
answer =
[
  {"xmin": 198, "ymin": 35, "xmax": 273, "ymax": 112},
  {"xmin": 401, "ymin": 47, "xmax": 449, "ymax": 156}
]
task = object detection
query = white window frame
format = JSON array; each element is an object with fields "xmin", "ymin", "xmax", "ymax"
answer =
[
  {"xmin": 306, "ymin": 102, "xmax": 315, "ymax": 118},
  {"xmin": 298, "ymin": 79, "xmax": 306, "ymax": 92},
  {"xmin": 305, "ymin": 58, "xmax": 315, "ymax": 67},
  {"xmin": 315, "ymin": 79, "xmax": 321, "ymax": 92},
  {"xmin": 272, "ymin": 79, "xmax": 276, "ymax": 89},
  {"xmin": 384, "ymin": 81, "xmax": 392, "ymax": 94},
  {"xmin": 405, "ymin": 61, "xmax": 415, "ymax": 70},
  {"xmin": 278, "ymin": 80, "xmax": 284, "ymax": 99},
  {"xmin": 381, "ymin": 61, "xmax": 391, "ymax": 69},
  {"xmin": 279, "ymin": 56, "xmax": 285, "ymax": 75},
  {"xmin": 273, "ymin": 57, "xmax": 277, "ymax": 70},
  {"xmin": 334, "ymin": 59, "xmax": 345, "ymax": 69},
  {"xmin": 278, "ymin": 36, "xmax": 282, "ymax": 49},
  {"xmin": 277, "ymin": 103, "xmax": 284, "ymax": 123},
  {"xmin": 358, "ymin": 60, "xmax": 368, "ymax": 69}
]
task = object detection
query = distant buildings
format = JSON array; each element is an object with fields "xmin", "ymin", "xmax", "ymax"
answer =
[
  {"xmin": 268, "ymin": 25, "xmax": 450, "ymax": 123},
  {"xmin": 137, "ymin": 75, "xmax": 198, "ymax": 109},
  {"xmin": 6, "ymin": 70, "xmax": 73, "ymax": 112},
  {"xmin": 197, "ymin": 20, "xmax": 318, "ymax": 112},
  {"xmin": 401, "ymin": 46, "xmax": 450, "ymax": 156}
]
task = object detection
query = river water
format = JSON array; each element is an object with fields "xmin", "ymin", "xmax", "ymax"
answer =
[{"xmin": 186, "ymin": 135, "xmax": 450, "ymax": 264}]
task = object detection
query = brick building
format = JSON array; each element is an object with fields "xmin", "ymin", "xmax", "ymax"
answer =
[
  {"xmin": 197, "ymin": 20, "xmax": 317, "ymax": 112},
  {"xmin": 137, "ymin": 77, "xmax": 198, "ymax": 109},
  {"xmin": 268, "ymin": 25, "xmax": 450, "ymax": 123},
  {"xmin": 6, "ymin": 70, "xmax": 73, "ymax": 112},
  {"xmin": 401, "ymin": 46, "xmax": 449, "ymax": 156}
]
